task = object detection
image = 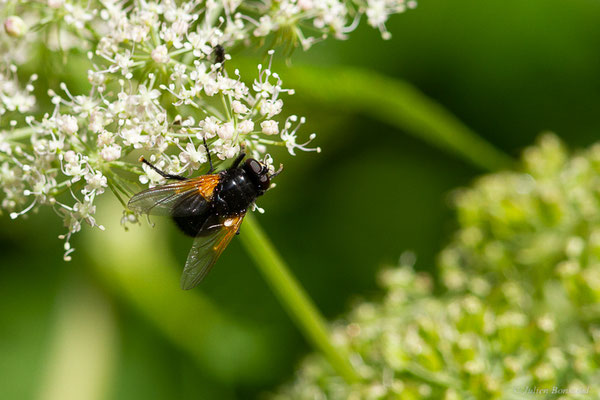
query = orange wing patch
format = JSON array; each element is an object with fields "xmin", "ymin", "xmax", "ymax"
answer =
[
  {"xmin": 180, "ymin": 214, "xmax": 245, "ymax": 289},
  {"xmin": 214, "ymin": 215, "xmax": 244, "ymax": 253},
  {"xmin": 176, "ymin": 174, "xmax": 221, "ymax": 199}
]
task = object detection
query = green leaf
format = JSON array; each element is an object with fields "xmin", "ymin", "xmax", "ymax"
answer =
[{"xmin": 242, "ymin": 60, "xmax": 514, "ymax": 172}]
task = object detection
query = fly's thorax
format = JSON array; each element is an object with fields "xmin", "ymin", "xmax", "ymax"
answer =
[{"xmin": 213, "ymin": 168, "xmax": 260, "ymax": 216}]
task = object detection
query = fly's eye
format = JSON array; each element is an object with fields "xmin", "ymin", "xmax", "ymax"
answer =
[
  {"xmin": 245, "ymin": 159, "xmax": 262, "ymax": 175},
  {"xmin": 244, "ymin": 158, "xmax": 270, "ymax": 190},
  {"xmin": 259, "ymin": 174, "xmax": 270, "ymax": 190}
]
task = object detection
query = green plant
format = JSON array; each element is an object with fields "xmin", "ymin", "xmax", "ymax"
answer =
[{"xmin": 275, "ymin": 135, "xmax": 600, "ymax": 399}]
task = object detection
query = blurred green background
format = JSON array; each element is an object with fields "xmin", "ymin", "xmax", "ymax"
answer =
[{"xmin": 3, "ymin": 0, "xmax": 600, "ymax": 398}]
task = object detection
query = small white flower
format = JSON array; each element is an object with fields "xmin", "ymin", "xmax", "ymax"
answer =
[
  {"xmin": 366, "ymin": 0, "xmax": 390, "ymax": 27},
  {"xmin": 129, "ymin": 25, "xmax": 150, "ymax": 43},
  {"xmin": 137, "ymin": 85, "xmax": 161, "ymax": 107},
  {"xmin": 89, "ymin": 110, "xmax": 110, "ymax": 133},
  {"xmin": 198, "ymin": 116, "xmax": 220, "ymax": 139},
  {"xmin": 115, "ymin": 52, "xmax": 134, "ymax": 77},
  {"xmin": 0, "ymin": 136, "xmax": 12, "ymax": 155},
  {"xmin": 203, "ymin": 80, "xmax": 219, "ymax": 96},
  {"xmin": 231, "ymin": 100, "xmax": 248, "ymax": 114},
  {"xmin": 260, "ymin": 99, "xmax": 283, "ymax": 117},
  {"xmin": 88, "ymin": 70, "xmax": 105, "ymax": 86},
  {"xmin": 261, "ymin": 120, "xmax": 279, "ymax": 135},
  {"xmin": 99, "ymin": 144, "xmax": 122, "ymax": 161},
  {"xmin": 297, "ymin": 0, "xmax": 314, "ymax": 11},
  {"xmin": 179, "ymin": 142, "xmax": 207, "ymax": 168},
  {"xmin": 121, "ymin": 126, "xmax": 147, "ymax": 148},
  {"xmin": 151, "ymin": 45, "xmax": 170, "ymax": 64},
  {"xmin": 84, "ymin": 171, "xmax": 108, "ymax": 195},
  {"xmin": 63, "ymin": 150, "xmax": 78, "ymax": 164},
  {"xmin": 96, "ymin": 130, "xmax": 114, "ymax": 147},
  {"xmin": 213, "ymin": 139, "xmax": 240, "ymax": 160},
  {"xmin": 217, "ymin": 122, "xmax": 235, "ymax": 140},
  {"xmin": 187, "ymin": 31, "xmax": 213, "ymax": 58},
  {"xmin": 56, "ymin": 115, "xmax": 79, "ymax": 134},
  {"xmin": 48, "ymin": 0, "xmax": 64, "ymax": 8},
  {"xmin": 63, "ymin": 3, "xmax": 95, "ymax": 30},
  {"xmin": 73, "ymin": 198, "xmax": 97, "ymax": 223},
  {"xmin": 62, "ymin": 151, "xmax": 86, "ymax": 181},
  {"xmin": 254, "ymin": 15, "xmax": 275, "ymax": 37},
  {"xmin": 238, "ymin": 120, "xmax": 254, "ymax": 134}
]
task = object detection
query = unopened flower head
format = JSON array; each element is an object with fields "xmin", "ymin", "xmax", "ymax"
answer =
[
  {"xmin": 4, "ymin": 16, "xmax": 27, "ymax": 38},
  {"xmin": 274, "ymin": 136, "xmax": 600, "ymax": 399}
]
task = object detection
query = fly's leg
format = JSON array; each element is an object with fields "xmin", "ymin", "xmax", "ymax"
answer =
[
  {"xmin": 269, "ymin": 164, "xmax": 284, "ymax": 179},
  {"xmin": 202, "ymin": 137, "xmax": 215, "ymax": 173},
  {"xmin": 230, "ymin": 152, "xmax": 246, "ymax": 169},
  {"xmin": 139, "ymin": 157, "xmax": 186, "ymax": 181}
]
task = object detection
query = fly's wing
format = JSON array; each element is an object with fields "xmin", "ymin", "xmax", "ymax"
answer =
[
  {"xmin": 127, "ymin": 175, "xmax": 220, "ymax": 217},
  {"xmin": 180, "ymin": 215, "xmax": 244, "ymax": 289}
]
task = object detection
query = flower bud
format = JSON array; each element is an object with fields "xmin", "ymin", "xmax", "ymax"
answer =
[
  {"xmin": 4, "ymin": 16, "xmax": 27, "ymax": 38},
  {"xmin": 261, "ymin": 120, "xmax": 279, "ymax": 135},
  {"xmin": 151, "ymin": 45, "xmax": 170, "ymax": 64},
  {"xmin": 48, "ymin": 0, "xmax": 65, "ymax": 8}
]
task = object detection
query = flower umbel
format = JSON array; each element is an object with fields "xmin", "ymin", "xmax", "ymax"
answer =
[{"xmin": 0, "ymin": 1, "xmax": 415, "ymax": 259}]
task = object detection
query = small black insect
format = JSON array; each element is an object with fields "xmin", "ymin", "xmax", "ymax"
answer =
[
  {"xmin": 213, "ymin": 44, "xmax": 226, "ymax": 66},
  {"xmin": 128, "ymin": 140, "xmax": 282, "ymax": 289}
]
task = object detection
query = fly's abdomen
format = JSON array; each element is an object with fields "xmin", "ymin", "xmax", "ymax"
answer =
[
  {"xmin": 171, "ymin": 191, "xmax": 212, "ymax": 237},
  {"xmin": 173, "ymin": 213, "xmax": 211, "ymax": 237}
]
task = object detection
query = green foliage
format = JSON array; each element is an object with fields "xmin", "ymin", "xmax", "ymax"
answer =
[
  {"xmin": 85, "ymin": 202, "xmax": 275, "ymax": 384},
  {"xmin": 271, "ymin": 63, "xmax": 514, "ymax": 172},
  {"xmin": 4, "ymin": 0, "xmax": 600, "ymax": 398},
  {"xmin": 275, "ymin": 135, "xmax": 600, "ymax": 399}
]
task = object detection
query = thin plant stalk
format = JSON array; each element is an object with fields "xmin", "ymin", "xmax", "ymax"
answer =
[
  {"xmin": 38, "ymin": 281, "xmax": 117, "ymax": 400},
  {"xmin": 239, "ymin": 212, "xmax": 361, "ymax": 383}
]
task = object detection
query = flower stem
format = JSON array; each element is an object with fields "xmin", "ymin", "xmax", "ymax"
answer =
[
  {"xmin": 38, "ymin": 280, "xmax": 117, "ymax": 400},
  {"xmin": 7, "ymin": 126, "xmax": 35, "ymax": 140},
  {"xmin": 239, "ymin": 212, "xmax": 361, "ymax": 383}
]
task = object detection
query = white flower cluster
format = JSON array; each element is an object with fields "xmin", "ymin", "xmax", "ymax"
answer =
[
  {"xmin": 0, "ymin": 65, "xmax": 36, "ymax": 117},
  {"xmin": 363, "ymin": 0, "xmax": 418, "ymax": 39},
  {"xmin": 0, "ymin": 0, "xmax": 415, "ymax": 259}
]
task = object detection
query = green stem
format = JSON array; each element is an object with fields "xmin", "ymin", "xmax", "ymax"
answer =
[
  {"xmin": 239, "ymin": 212, "xmax": 361, "ymax": 383},
  {"xmin": 6, "ymin": 126, "xmax": 35, "ymax": 140},
  {"xmin": 38, "ymin": 280, "xmax": 117, "ymax": 400}
]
